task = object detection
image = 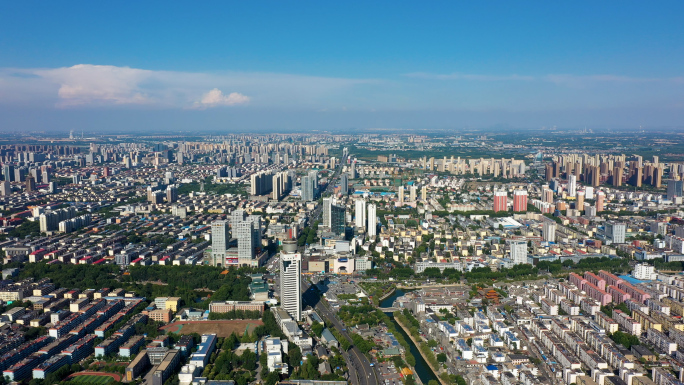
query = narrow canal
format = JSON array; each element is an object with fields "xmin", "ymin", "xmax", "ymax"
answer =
[{"xmin": 380, "ymin": 289, "xmax": 439, "ymax": 385}]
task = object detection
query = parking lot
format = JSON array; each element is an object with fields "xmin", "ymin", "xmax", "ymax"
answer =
[{"xmin": 375, "ymin": 361, "xmax": 404, "ymax": 385}]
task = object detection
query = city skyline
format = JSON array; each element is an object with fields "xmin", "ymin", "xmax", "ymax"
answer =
[{"xmin": 2, "ymin": 2, "xmax": 684, "ymax": 131}]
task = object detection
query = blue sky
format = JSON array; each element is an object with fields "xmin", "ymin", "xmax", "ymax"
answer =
[{"xmin": 1, "ymin": 2, "xmax": 683, "ymax": 132}]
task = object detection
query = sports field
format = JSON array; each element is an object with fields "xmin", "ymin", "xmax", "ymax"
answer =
[
  {"xmin": 160, "ymin": 319, "xmax": 263, "ymax": 337},
  {"xmin": 68, "ymin": 372, "xmax": 120, "ymax": 384}
]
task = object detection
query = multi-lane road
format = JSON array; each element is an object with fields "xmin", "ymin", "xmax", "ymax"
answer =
[
  {"xmin": 300, "ymin": 154, "xmax": 381, "ymax": 385},
  {"xmin": 302, "ymin": 280, "xmax": 379, "ymax": 385}
]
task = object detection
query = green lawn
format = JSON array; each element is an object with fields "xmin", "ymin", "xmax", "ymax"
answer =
[{"xmin": 70, "ymin": 375, "xmax": 115, "ymax": 385}]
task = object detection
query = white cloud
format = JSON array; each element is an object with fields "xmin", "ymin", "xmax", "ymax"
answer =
[
  {"xmin": 36, "ymin": 64, "xmax": 153, "ymax": 107},
  {"xmin": 195, "ymin": 88, "xmax": 250, "ymax": 108},
  {"xmin": 0, "ymin": 64, "xmax": 373, "ymax": 109}
]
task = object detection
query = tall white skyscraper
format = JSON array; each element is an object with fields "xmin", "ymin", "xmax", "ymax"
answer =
[
  {"xmin": 211, "ymin": 220, "xmax": 230, "ymax": 266},
  {"xmin": 354, "ymin": 199, "xmax": 366, "ymax": 227},
  {"xmin": 355, "ymin": 199, "xmax": 366, "ymax": 228},
  {"xmin": 280, "ymin": 241, "xmax": 302, "ymax": 321},
  {"xmin": 235, "ymin": 221, "xmax": 256, "ymax": 264},
  {"xmin": 397, "ymin": 186, "xmax": 404, "ymax": 207},
  {"xmin": 322, "ymin": 197, "xmax": 333, "ymax": 228},
  {"xmin": 421, "ymin": 185, "xmax": 427, "ymax": 201},
  {"xmin": 543, "ymin": 221, "xmax": 556, "ymax": 243},
  {"xmin": 409, "ymin": 185, "xmax": 417, "ymax": 201},
  {"xmin": 368, "ymin": 203, "xmax": 377, "ymax": 237},
  {"xmin": 568, "ymin": 174, "xmax": 577, "ymax": 197},
  {"xmin": 509, "ymin": 240, "xmax": 528, "ymax": 265}
]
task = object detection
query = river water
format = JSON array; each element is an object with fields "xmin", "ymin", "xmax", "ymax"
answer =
[{"xmin": 380, "ymin": 289, "xmax": 439, "ymax": 385}]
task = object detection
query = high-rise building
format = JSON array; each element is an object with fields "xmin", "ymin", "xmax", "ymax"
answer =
[
  {"xmin": 421, "ymin": 185, "xmax": 427, "ymax": 201},
  {"xmin": 513, "ymin": 190, "xmax": 528, "ymax": 212},
  {"xmin": 272, "ymin": 173, "xmax": 284, "ymax": 201},
  {"xmin": 409, "ymin": 185, "xmax": 417, "ymax": 201},
  {"xmin": 322, "ymin": 197, "xmax": 333, "ymax": 229},
  {"xmin": 542, "ymin": 188, "xmax": 554, "ymax": 204},
  {"xmin": 493, "ymin": 190, "xmax": 507, "ymax": 212},
  {"xmin": 545, "ymin": 163, "xmax": 554, "ymax": 181},
  {"xmin": 543, "ymin": 221, "xmax": 556, "ymax": 243},
  {"xmin": 250, "ymin": 171, "xmax": 273, "ymax": 196},
  {"xmin": 39, "ymin": 212, "xmax": 58, "ymax": 233},
  {"xmin": 633, "ymin": 263, "xmax": 656, "ymax": 280},
  {"xmin": 0, "ymin": 180, "xmax": 10, "ymax": 196},
  {"xmin": 605, "ymin": 221, "xmax": 626, "ymax": 244},
  {"xmin": 166, "ymin": 186, "xmax": 178, "ymax": 203},
  {"xmin": 300, "ymin": 176, "xmax": 313, "ymax": 201},
  {"xmin": 147, "ymin": 187, "xmax": 164, "ymax": 204},
  {"xmin": 323, "ymin": 197, "xmax": 345, "ymax": 235},
  {"xmin": 300, "ymin": 170, "xmax": 318, "ymax": 201},
  {"xmin": 330, "ymin": 204, "xmax": 345, "ymax": 236},
  {"xmin": 368, "ymin": 203, "xmax": 377, "ymax": 237},
  {"xmin": 509, "ymin": 240, "xmax": 528, "ymax": 265},
  {"xmin": 2, "ymin": 164, "xmax": 13, "ymax": 182},
  {"xmin": 590, "ymin": 165, "xmax": 601, "ymax": 187},
  {"xmin": 397, "ymin": 186, "xmax": 404, "ymax": 207},
  {"xmin": 667, "ymin": 179, "xmax": 683, "ymax": 201},
  {"xmin": 576, "ymin": 191, "xmax": 585, "ymax": 212},
  {"xmin": 211, "ymin": 220, "xmax": 230, "ymax": 266},
  {"xmin": 355, "ymin": 199, "xmax": 366, "ymax": 229},
  {"xmin": 25, "ymin": 175, "xmax": 35, "ymax": 192},
  {"xmin": 654, "ymin": 165, "xmax": 663, "ymax": 188},
  {"xmin": 236, "ymin": 221, "xmax": 256, "ymax": 264},
  {"xmin": 613, "ymin": 167, "xmax": 623, "ymax": 187},
  {"xmin": 280, "ymin": 241, "xmax": 302, "ymax": 321},
  {"xmin": 568, "ymin": 174, "xmax": 577, "ymax": 197},
  {"xmin": 270, "ymin": 171, "xmax": 289, "ymax": 201},
  {"xmin": 596, "ymin": 191, "xmax": 605, "ymax": 212},
  {"xmin": 340, "ymin": 173, "xmax": 348, "ymax": 195}
]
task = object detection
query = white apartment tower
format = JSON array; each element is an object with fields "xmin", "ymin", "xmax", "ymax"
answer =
[
  {"xmin": 568, "ymin": 174, "xmax": 577, "ymax": 197},
  {"xmin": 509, "ymin": 240, "xmax": 528, "ymax": 265},
  {"xmin": 397, "ymin": 186, "xmax": 405, "ymax": 207},
  {"xmin": 280, "ymin": 241, "xmax": 302, "ymax": 321},
  {"xmin": 322, "ymin": 197, "xmax": 333, "ymax": 229},
  {"xmin": 543, "ymin": 221, "xmax": 556, "ymax": 243},
  {"xmin": 409, "ymin": 185, "xmax": 417, "ymax": 201},
  {"xmin": 355, "ymin": 199, "xmax": 366, "ymax": 229},
  {"xmin": 211, "ymin": 220, "xmax": 230, "ymax": 266},
  {"xmin": 368, "ymin": 203, "xmax": 377, "ymax": 237},
  {"xmin": 633, "ymin": 263, "xmax": 656, "ymax": 280},
  {"xmin": 605, "ymin": 221, "xmax": 626, "ymax": 244}
]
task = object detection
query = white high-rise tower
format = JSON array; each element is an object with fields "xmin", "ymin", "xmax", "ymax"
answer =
[
  {"xmin": 279, "ymin": 240, "xmax": 302, "ymax": 321},
  {"xmin": 368, "ymin": 203, "xmax": 377, "ymax": 237},
  {"xmin": 568, "ymin": 174, "xmax": 577, "ymax": 197},
  {"xmin": 211, "ymin": 220, "xmax": 229, "ymax": 266},
  {"xmin": 355, "ymin": 199, "xmax": 366, "ymax": 229},
  {"xmin": 509, "ymin": 240, "xmax": 528, "ymax": 265}
]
